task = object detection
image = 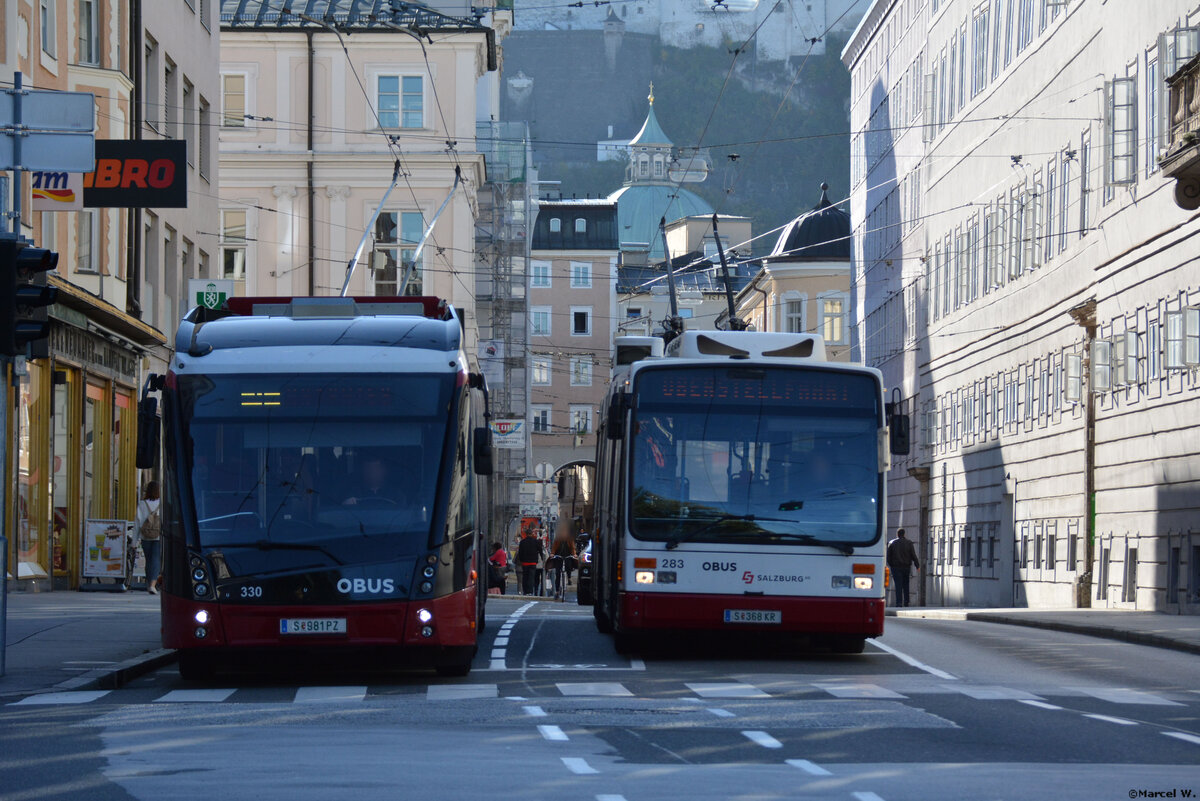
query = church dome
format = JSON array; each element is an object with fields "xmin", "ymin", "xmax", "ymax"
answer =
[{"xmin": 769, "ymin": 183, "xmax": 850, "ymax": 261}]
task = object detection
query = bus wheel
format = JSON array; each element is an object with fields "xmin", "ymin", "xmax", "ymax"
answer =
[
  {"xmin": 613, "ymin": 630, "xmax": 640, "ymax": 654},
  {"xmin": 178, "ymin": 651, "xmax": 216, "ymax": 681},
  {"xmin": 576, "ymin": 582, "xmax": 593, "ymax": 606},
  {"xmin": 831, "ymin": 636, "xmax": 866, "ymax": 654},
  {"xmin": 435, "ymin": 646, "xmax": 475, "ymax": 677},
  {"xmin": 594, "ymin": 603, "xmax": 613, "ymax": 633}
]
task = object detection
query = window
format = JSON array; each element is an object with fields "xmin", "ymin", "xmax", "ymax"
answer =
[
  {"xmin": 1114, "ymin": 330, "xmax": 1138, "ymax": 386},
  {"xmin": 1105, "ymin": 76, "xmax": 1137, "ymax": 186},
  {"xmin": 531, "ymin": 356, "xmax": 551, "ymax": 386},
  {"xmin": 531, "ymin": 260, "xmax": 551, "ymax": 288},
  {"xmin": 40, "ymin": 0, "xmax": 56, "ymax": 57},
  {"xmin": 220, "ymin": 210, "xmax": 247, "ymax": 280},
  {"xmin": 1064, "ymin": 352, "xmax": 1082, "ymax": 403},
  {"xmin": 378, "ymin": 75, "xmax": 423, "ymax": 128},
  {"xmin": 182, "ymin": 80, "xmax": 195, "ymax": 166},
  {"xmin": 570, "ymin": 261, "xmax": 591, "ymax": 288},
  {"xmin": 626, "ymin": 307, "xmax": 642, "ymax": 321},
  {"xmin": 1145, "ymin": 56, "xmax": 1159, "ymax": 175},
  {"xmin": 653, "ymin": 160, "xmax": 663, "ymax": 178},
  {"xmin": 78, "ymin": 0, "xmax": 99, "ymax": 65},
  {"xmin": 182, "ymin": 238, "xmax": 195, "ymax": 279},
  {"xmin": 569, "ymin": 405, "xmax": 592, "ymax": 434},
  {"xmin": 784, "ymin": 299, "xmax": 805, "ymax": 333},
  {"xmin": 164, "ymin": 59, "xmax": 178, "ymax": 138},
  {"xmin": 574, "ymin": 218, "xmax": 587, "ymax": 234},
  {"xmin": 1122, "ymin": 547, "xmax": 1138, "ymax": 603},
  {"xmin": 1186, "ymin": 307, "xmax": 1200, "ymax": 366},
  {"xmin": 530, "ymin": 306, "xmax": 551, "ymax": 337},
  {"xmin": 75, "ymin": 211, "xmax": 98, "ymax": 272},
  {"xmin": 373, "ymin": 211, "xmax": 423, "ymax": 295},
  {"xmin": 1090, "ymin": 339, "xmax": 1112, "ymax": 392},
  {"xmin": 221, "ymin": 74, "xmax": 246, "ymax": 128},
  {"xmin": 531, "ymin": 405, "xmax": 551, "ymax": 434},
  {"xmin": 198, "ymin": 97, "xmax": 211, "ymax": 179},
  {"xmin": 570, "ymin": 357, "xmax": 592, "ymax": 386},
  {"xmin": 972, "ymin": 6, "xmax": 990, "ymax": 97},
  {"xmin": 820, "ymin": 294, "xmax": 847, "ymax": 344},
  {"xmin": 571, "ymin": 307, "xmax": 592, "ymax": 336},
  {"xmin": 549, "ymin": 217, "xmax": 561, "ymax": 233},
  {"xmin": 678, "ymin": 308, "xmax": 694, "ymax": 319}
]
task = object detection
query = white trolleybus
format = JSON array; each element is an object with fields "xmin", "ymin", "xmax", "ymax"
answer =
[
  {"xmin": 139, "ymin": 295, "xmax": 494, "ymax": 679},
  {"xmin": 591, "ymin": 330, "xmax": 910, "ymax": 653}
]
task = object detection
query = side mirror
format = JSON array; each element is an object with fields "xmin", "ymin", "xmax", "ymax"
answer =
[
  {"xmin": 605, "ymin": 394, "xmax": 628, "ymax": 440},
  {"xmin": 473, "ymin": 427, "xmax": 494, "ymax": 475},
  {"xmin": 136, "ymin": 396, "xmax": 160, "ymax": 469},
  {"xmin": 889, "ymin": 414, "xmax": 911, "ymax": 456}
]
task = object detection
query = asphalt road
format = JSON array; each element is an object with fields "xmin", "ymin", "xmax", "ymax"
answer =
[{"xmin": 1, "ymin": 595, "xmax": 1197, "ymax": 801}]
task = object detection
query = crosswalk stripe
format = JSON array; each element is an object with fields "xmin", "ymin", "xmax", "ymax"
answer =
[
  {"xmin": 1083, "ymin": 713, "xmax": 1138, "ymax": 726},
  {"xmin": 955, "ymin": 685, "xmax": 1042, "ymax": 701},
  {"xmin": 1075, "ymin": 688, "xmax": 1181, "ymax": 706},
  {"xmin": 814, "ymin": 682, "xmax": 906, "ymax": 699},
  {"xmin": 1019, "ymin": 700, "xmax": 1064, "ymax": 711},
  {"xmin": 786, "ymin": 759, "xmax": 832, "ymax": 775},
  {"xmin": 155, "ymin": 689, "xmax": 236, "ymax": 703},
  {"xmin": 561, "ymin": 757, "xmax": 599, "ymax": 775},
  {"xmin": 9, "ymin": 690, "xmax": 111, "ymax": 706},
  {"xmin": 1163, "ymin": 732, "xmax": 1200, "ymax": 746},
  {"xmin": 538, "ymin": 724, "xmax": 569, "ymax": 741},
  {"xmin": 293, "ymin": 686, "xmax": 367, "ymax": 703},
  {"xmin": 556, "ymin": 682, "xmax": 633, "ymax": 697},
  {"xmin": 687, "ymin": 682, "xmax": 770, "ymax": 699},
  {"xmin": 426, "ymin": 684, "xmax": 498, "ymax": 701},
  {"xmin": 742, "ymin": 730, "xmax": 784, "ymax": 749}
]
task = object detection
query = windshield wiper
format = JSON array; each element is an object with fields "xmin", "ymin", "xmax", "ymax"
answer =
[
  {"xmin": 664, "ymin": 514, "xmax": 857, "ymax": 555},
  {"xmin": 203, "ymin": 539, "xmax": 345, "ymax": 565}
]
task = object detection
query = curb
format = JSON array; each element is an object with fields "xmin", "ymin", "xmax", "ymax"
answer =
[
  {"xmin": 888, "ymin": 609, "xmax": 1200, "ymax": 656},
  {"xmin": 52, "ymin": 648, "xmax": 178, "ymax": 693}
]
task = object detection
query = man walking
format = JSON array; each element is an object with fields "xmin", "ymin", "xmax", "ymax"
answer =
[
  {"xmin": 887, "ymin": 528, "xmax": 919, "ymax": 607},
  {"xmin": 516, "ymin": 530, "xmax": 544, "ymax": 596}
]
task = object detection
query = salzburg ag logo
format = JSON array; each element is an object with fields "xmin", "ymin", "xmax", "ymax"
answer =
[{"xmin": 742, "ymin": 571, "xmax": 754, "ymax": 585}]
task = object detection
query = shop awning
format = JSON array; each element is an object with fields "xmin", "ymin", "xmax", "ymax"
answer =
[{"xmin": 48, "ymin": 276, "xmax": 167, "ymax": 348}]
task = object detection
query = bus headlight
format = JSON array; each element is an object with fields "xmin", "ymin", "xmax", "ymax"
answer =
[
  {"xmin": 853, "ymin": 576, "xmax": 874, "ymax": 590},
  {"xmin": 416, "ymin": 608, "xmax": 433, "ymax": 624},
  {"xmin": 194, "ymin": 583, "xmax": 210, "ymax": 597},
  {"xmin": 194, "ymin": 627, "xmax": 208, "ymax": 639},
  {"xmin": 422, "ymin": 566, "xmax": 436, "ymax": 579},
  {"xmin": 634, "ymin": 571, "xmax": 655, "ymax": 584},
  {"xmin": 192, "ymin": 567, "xmax": 208, "ymax": 582},
  {"xmin": 420, "ymin": 581, "xmax": 433, "ymax": 593},
  {"xmin": 194, "ymin": 610, "xmax": 209, "ymax": 624},
  {"xmin": 420, "ymin": 626, "xmax": 434, "ymax": 638},
  {"xmin": 831, "ymin": 576, "xmax": 851, "ymax": 589}
]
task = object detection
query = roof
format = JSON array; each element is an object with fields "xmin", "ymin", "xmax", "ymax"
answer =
[
  {"xmin": 618, "ymin": 251, "xmax": 753, "ymax": 295},
  {"xmin": 531, "ymin": 201, "xmax": 619, "ymax": 250},
  {"xmin": 628, "ymin": 102, "xmax": 672, "ymax": 147},
  {"xmin": 220, "ymin": 0, "xmax": 490, "ymax": 33},
  {"xmin": 768, "ymin": 183, "xmax": 851, "ymax": 262},
  {"xmin": 608, "ymin": 184, "xmax": 715, "ymax": 257}
]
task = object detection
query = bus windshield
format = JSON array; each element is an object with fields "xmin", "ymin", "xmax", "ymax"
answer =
[
  {"xmin": 628, "ymin": 366, "xmax": 881, "ymax": 548},
  {"xmin": 176, "ymin": 372, "xmax": 453, "ymax": 573}
]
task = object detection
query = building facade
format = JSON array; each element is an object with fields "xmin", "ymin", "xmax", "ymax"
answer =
[
  {"xmin": 218, "ymin": 1, "xmax": 499, "ymax": 350},
  {"xmin": 845, "ymin": 0, "xmax": 1200, "ymax": 612},
  {"xmin": 728, "ymin": 185, "xmax": 852, "ymax": 360},
  {"xmin": 528, "ymin": 200, "xmax": 618, "ymax": 471},
  {"xmin": 3, "ymin": 0, "xmax": 219, "ymax": 590}
]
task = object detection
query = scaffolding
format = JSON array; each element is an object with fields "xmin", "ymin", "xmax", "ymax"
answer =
[{"xmin": 475, "ymin": 121, "xmax": 532, "ymax": 547}]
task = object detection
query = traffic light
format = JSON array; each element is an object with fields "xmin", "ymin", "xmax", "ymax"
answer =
[{"xmin": 0, "ymin": 239, "xmax": 60, "ymax": 358}]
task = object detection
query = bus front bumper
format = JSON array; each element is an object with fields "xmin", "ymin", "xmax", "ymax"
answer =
[{"xmin": 619, "ymin": 591, "xmax": 884, "ymax": 637}]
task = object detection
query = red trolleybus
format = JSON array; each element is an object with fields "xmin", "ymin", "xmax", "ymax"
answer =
[
  {"xmin": 143, "ymin": 296, "xmax": 493, "ymax": 679},
  {"xmin": 591, "ymin": 330, "xmax": 909, "ymax": 654}
]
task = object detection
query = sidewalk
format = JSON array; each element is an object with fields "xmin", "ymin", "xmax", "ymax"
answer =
[
  {"xmin": 0, "ymin": 590, "xmax": 174, "ymax": 700},
  {"xmin": 889, "ymin": 606, "xmax": 1200, "ymax": 655}
]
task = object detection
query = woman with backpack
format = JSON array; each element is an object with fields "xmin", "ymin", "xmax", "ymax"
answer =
[{"xmin": 136, "ymin": 481, "xmax": 162, "ymax": 595}]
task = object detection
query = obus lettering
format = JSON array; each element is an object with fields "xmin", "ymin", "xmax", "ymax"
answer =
[
  {"xmin": 336, "ymin": 577, "xmax": 396, "ymax": 594},
  {"xmin": 84, "ymin": 158, "xmax": 177, "ymax": 189},
  {"xmin": 702, "ymin": 561, "xmax": 737, "ymax": 572}
]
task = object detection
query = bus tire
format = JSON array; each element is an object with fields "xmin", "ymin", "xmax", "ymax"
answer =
[
  {"xmin": 613, "ymin": 630, "xmax": 639, "ymax": 654},
  {"xmin": 178, "ymin": 651, "xmax": 216, "ymax": 681},
  {"xmin": 576, "ymin": 583, "xmax": 593, "ymax": 606},
  {"xmin": 594, "ymin": 603, "xmax": 614, "ymax": 633},
  {"xmin": 831, "ymin": 636, "xmax": 866, "ymax": 654},
  {"xmin": 434, "ymin": 646, "xmax": 475, "ymax": 677}
]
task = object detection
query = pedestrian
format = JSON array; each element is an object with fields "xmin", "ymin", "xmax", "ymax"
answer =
[
  {"xmin": 136, "ymin": 481, "xmax": 163, "ymax": 595},
  {"xmin": 886, "ymin": 527, "xmax": 919, "ymax": 607},
  {"xmin": 547, "ymin": 522, "xmax": 577, "ymax": 599},
  {"xmin": 488, "ymin": 541, "xmax": 508, "ymax": 595},
  {"xmin": 516, "ymin": 529, "xmax": 544, "ymax": 595}
]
